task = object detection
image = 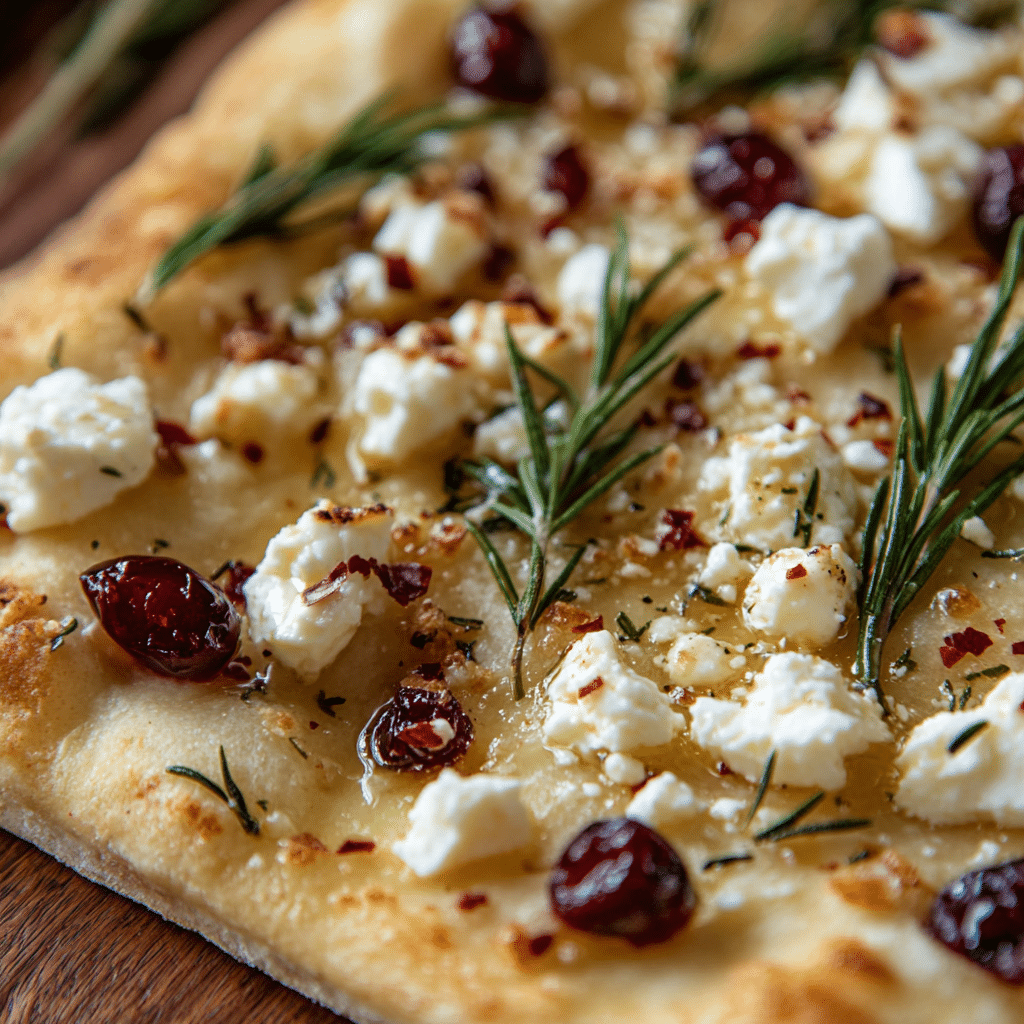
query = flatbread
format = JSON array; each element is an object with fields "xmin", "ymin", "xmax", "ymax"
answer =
[{"xmin": 3, "ymin": 1, "xmax": 1024, "ymax": 1022}]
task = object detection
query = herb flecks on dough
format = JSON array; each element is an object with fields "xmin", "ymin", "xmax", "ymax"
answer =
[
  {"xmin": 464, "ymin": 228, "xmax": 720, "ymax": 699},
  {"xmin": 856, "ymin": 219, "xmax": 1024, "ymax": 711},
  {"xmin": 139, "ymin": 96, "xmax": 505, "ymax": 300},
  {"xmin": 166, "ymin": 745, "xmax": 260, "ymax": 836}
]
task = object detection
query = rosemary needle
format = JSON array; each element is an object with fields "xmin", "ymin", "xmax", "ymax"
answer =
[{"xmin": 464, "ymin": 225, "xmax": 719, "ymax": 699}]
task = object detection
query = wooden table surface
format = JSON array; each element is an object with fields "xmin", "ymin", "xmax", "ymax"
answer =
[{"xmin": 0, "ymin": 2, "xmax": 351, "ymax": 1020}]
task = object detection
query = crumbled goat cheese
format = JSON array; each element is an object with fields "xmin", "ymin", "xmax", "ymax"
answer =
[
  {"xmin": 842, "ymin": 439, "xmax": 891, "ymax": 474},
  {"xmin": 960, "ymin": 515, "xmax": 995, "ymax": 549},
  {"xmin": 833, "ymin": 59, "xmax": 895, "ymax": 133},
  {"xmin": 698, "ymin": 416, "xmax": 859, "ymax": 550},
  {"xmin": 745, "ymin": 205, "xmax": 895, "ymax": 354},
  {"xmin": 603, "ymin": 752, "xmax": 647, "ymax": 786},
  {"xmin": 557, "ymin": 244, "xmax": 610, "ymax": 321},
  {"xmin": 351, "ymin": 344, "xmax": 478, "ymax": 462},
  {"xmin": 288, "ymin": 255, "xmax": 393, "ymax": 338},
  {"xmin": 189, "ymin": 357, "xmax": 323, "ymax": 448},
  {"xmin": 392, "ymin": 769, "xmax": 532, "ymax": 876},
  {"xmin": 662, "ymin": 632, "xmax": 745, "ymax": 688},
  {"xmin": 880, "ymin": 12, "xmax": 1015, "ymax": 96},
  {"xmin": 689, "ymin": 652, "xmax": 890, "ymax": 789},
  {"xmin": 244, "ymin": 501, "xmax": 393, "ymax": 678},
  {"xmin": 709, "ymin": 797, "xmax": 747, "ymax": 822},
  {"xmin": 625, "ymin": 772, "xmax": 699, "ymax": 827},
  {"xmin": 0, "ymin": 368, "xmax": 157, "ymax": 532},
  {"xmin": 896, "ymin": 673, "xmax": 1024, "ymax": 826},
  {"xmin": 472, "ymin": 407, "xmax": 530, "ymax": 464},
  {"xmin": 372, "ymin": 192, "xmax": 489, "ymax": 295},
  {"xmin": 742, "ymin": 544, "xmax": 859, "ymax": 648},
  {"xmin": 697, "ymin": 542, "xmax": 753, "ymax": 603},
  {"xmin": 863, "ymin": 126, "xmax": 982, "ymax": 245},
  {"xmin": 543, "ymin": 629, "xmax": 684, "ymax": 756}
]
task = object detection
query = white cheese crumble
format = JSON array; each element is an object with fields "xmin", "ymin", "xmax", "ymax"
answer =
[
  {"xmin": 697, "ymin": 542, "xmax": 753, "ymax": 604},
  {"xmin": 391, "ymin": 769, "xmax": 532, "ymax": 876},
  {"xmin": 742, "ymin": 544, "xmax": 859, "ymax": 649},
  {"xmin": 543, "ymin": 629, "xmax": 684, "ymax": 757},
  {"xmin": 689, "ymin": 653, "xmax": 890, "ymax": 789},
  {"xmin": 833, "ymin": 59, "xmax": 894, "ymax": 134},
  {"xmin": 557, "ymin": 244, "xmax": 610, "ymax": 322},
  {"xmin": 189, "ymin": 357, "xmax": 323, "ymax": 448},
  {"xmin": 603, "ymin": 752, "xmax": 647, "ymax": 786},
  {"xmin": 745, "ymin": 204, "xmax": 895, "ymax": 355},
  {"xmin": 372, "ymin": 192, "xmax": 490, "ymax": 295},
  {"xmin": 661, "ymin": 632, "xmax": 745, "ymax": 689},
  {"xmin": 472, "ymin": 407, "xmax": 530, "ymax": 464},
  {"xmin": 351, "ymin": 344, "xmax": 478, "ymax": 462},
  {"xmin": 698, "ymin": 416, "xmax": 859, "ymax": 551},
  {"xmin": 244, "ymin": 501, "xmax": 393, "ymax": 678},
  {"xmin": 625, "ymin": 772, "xmax": 699, "ymax": 827},
  {"xmin": 0, "ymin": 368, "xmax": 157, "ymax": 532},
  {"xmin": 863, "ymin": 126, "xmax": 982, "ymax": 245},
  {"xmin": 841, "ymin": 439, "xmax": 891, "ymax": 474},
  {"xmin": 960, "ymin": 515, "xmax": 995, "ymax": 549},
  {"xmin": 896, "ymin": 673, "xmax": 1024, "ymax": 826}
]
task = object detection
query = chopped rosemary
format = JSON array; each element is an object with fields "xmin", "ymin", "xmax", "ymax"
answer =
[
  {"xmin": 754, "ymin": 790, "xmax": 825, "ymax": 842},
  {"xmin": 687, "ymin": 582, "xmax": 728, "ymax": 607},
  {"xmin": 447, "ymin": 615, "xmax": 485, "ymax": 630},
  {"xmin": 761, "ymin": 818, "xmax": 872, "ymax": 843},
  {"xmin": 703, "ymin": 852, "xmax": 754, "ymax": 870},
  {"xmin": 792, "ymin": 468, "xmax": 819, "ymax": 548},
  {"xmin": 166, "ymin": 746, "xmax": 260, "ymax": 835},
  {"xmin": 463, "ymin": 227, "xmax": 719, "ymax": 698},
  {"xmin": 99, "ymin": 465, "xmax": 122, "ymax": 477},
  {"xmin": 959, "ymin": 684, "xmax": 973, "ymax": 711},
  {"xmin": 744, "ymin": 749, "xmax": 776, "ymax": 827},
  {"xmin": 848, "ymin": 848, "xmax": 873, "ymax": 864},
  {"xmin": 948, "ymin": 719, "xmax": 989, "ymax": 754},
  {"xmin": 982, "ymin": 548, "xmax": 1024, "ymax": 559},
  {"xmin": 310, "ymin": 458, "xmax": 337, "ymax": 490},
  {"xmin": 856, "ymin": 219, "xmax": 1024, "ymax": 711},
  {"xmin": 615, "ymin": 611, "xmax": 650, "ymax": 642},
  {"xmin": 316, "ymin": 689, "xmax": 346, "ymax": 718},
  {"xmin": 964, "ymin": 664, "xmax": 1010, "ymax": 682},
  {"xmin": 139, "ymin": 96, "xmax": 507, "ymax": 299},
  {"xmin": 289, "ymin": 737, "xmax": 310, "ymax": 759},
  {"xmin": 122, "ymin": 301, "xmax": 152, "ymax": 333},
  {"xmin": 50, "ymin": 617, "xmax": 78, "ymax": 652},
  {"xmin": 47, "ymin": 333, "xmax": 65, "ymax": 370},
  {"xmin": 941, "ymin": 679, "xmax": 956, "ymax": 712},
  {"xmin": 893, "ymin": 647, "xmax": 916, "ymax": 673}
]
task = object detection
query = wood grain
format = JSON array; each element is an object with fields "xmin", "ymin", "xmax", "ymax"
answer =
[{"xmin": 0, "ymin": 828, "xmax": 346, "ymax": 1023}]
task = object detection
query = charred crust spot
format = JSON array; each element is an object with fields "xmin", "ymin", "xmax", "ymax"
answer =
[
  {"xmin": 182, "ymin": 801, "xmax": 224, "ymax": 840},
  {"xmin": 314, "ymin": 503, "xmax": 392, "ymax": 524},
  {"xmin": 825, "ymin": 940, "xmax": 896, "ymax": 986},
  {"xmin": 282, "ymin": 833, "xmax": 330, "ymax": 866}
]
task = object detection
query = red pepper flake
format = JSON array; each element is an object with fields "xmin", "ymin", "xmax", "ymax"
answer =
[
  {"xmin": 666, "ymin": 398, "xmax": 707, "ymax": 432},
  {"xmin": 309, "ymin": 418, "xmax": 331, "ymax": 445},
  {"xmin": 637, "ymin": 408, "xmax": 659, "ymax": 428},
  {"xmin": 242, "ymin": 442, "xmax": 265, "ymax": 464},
  {"xmin": 572, "ymin": 616, "xmax": 604, "ymax": 634},
  {"xmin": 155, "ymin": 419, "xmax": 197, "ymax": 475},
  {"xmin": 723, "ymin": 218, "xmax": 761, "ymax": 245},
  {"xmin": 337, "ymin": 840, "xmax": 376, "ymax": 854},
  {"xmin": 384, "ymin": 254, "xmax": 415, "ymax": 290},
  {"xmin": 483, "ymin": 243, "xmax": 516, "ymax": 282},
  {"xmin": 785, "ymin": 564, "xmax": 808, "ymax": 580},
  {"xmin": 501, "ymin": 275, "xmax": 553, "ymax": 323},
  {"xmin": 887, "ymin": 267, "xmax": 924, "ymax": 298},
  {"xmin": 995, "ymin": 618, "xmax": 1007, "ymax": 634},
  {"xmin": 783, "ymin": 418, "xmax": 796, "ymax": 431},
  {"xmin": 1013, "ymin": 641, "xmax": 1024, "ymax": 656},
  {"xmin": 657, "ymin": 509, "xmax": 706, "ymax": 551},
  {"xmin": 309, "ymin": 721, "xmax": 319, "ymax": 730},
  {"xmin": 940, "ymin": 626, "xmax": 994, "ymax": 666},
  {"xmin": 303, "ymin": 556, "xmax": 431, "ymax": 607},
  {"xmin": 717, "ymin": 761, "xmax": 733, "ymax": 776},
  {"xmin": 527, "ymin": 934, "xmax": 554, "ymax": 957},
  {"xmin": 876, "ymin": 9, "xmax": 930, "ymax": 59},
  {"xmin": 737, "ymin": 340, "xmax": 781, "ymax": 360},
  {"xmin": 578, "ymin": 677, "xmax": 604, "ymax": 699},
  {"xmin": 786, "ymin": 384, "xmax": 811, "ymax": 403},
  {"xmin": 672, "ymin": 359, "xmax": 705, "ymax": 391},
  {"xmin": 847, "ymin": 393, "xmax": 892, "ymax": 427},
  {"xmin": 457, "ymin": 892, "xmax": 488, "ymax": 911},
  {"xmin": 872, "ymin": 439, "xmax": 895, "ymax": 458}
]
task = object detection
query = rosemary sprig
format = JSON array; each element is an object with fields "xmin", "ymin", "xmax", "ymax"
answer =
[
  {"xmin": 166, "ymin": 745, "xmax": 260, "ymax": 835},
  {"xmin": 139, "ymin": 96, "xmax": 504, "ymax": 300},
  {"xmin": 948, "ymin": 719, "xmax": 989, "ymax": 754},
  {"xmin": 465, "ymin": 227, "xmax": 720, "ymax": 698},
  {"xmin": 855, "ymin": 219, "xmax": 1024, "ymax": 710},
  {"xmin": 743, "ymin": 748, "xmax": 775, "ymax": 827},
  {"xmin": 670, "ymin": 0, "xmax": 1017, "ymax": 115}
]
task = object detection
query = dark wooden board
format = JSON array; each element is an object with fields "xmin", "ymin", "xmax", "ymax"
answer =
[{"xmin": 0, "ymin": 828, "xmax": 346, "ymax": 1023}]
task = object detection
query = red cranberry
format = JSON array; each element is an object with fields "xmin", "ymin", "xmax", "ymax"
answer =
[
  {"xmin": 972, "ymin": 146, "xmax": 1024, "ymax": 261},
  {"xmin": 80, "ymin": 556, "xmax": 240, "ymax": 681},
  {"xmin": 367, "ymin": 686, "xmax": 473, "ymax": 771},
  {"xmin": 692, "ymin": 133, "xmax": 810, "ymax": 222},
  {"xmin": 928, "ymin": 858, "xmax": 1024, "ymax": 983},
  {"xmin": 550, "ymin": 818, "xmax": 696, "ymax": 945},
  {"xmin": 543, "ymin": 144, "xmax": 589, "ymax": 210},
  {"xmin": 450, "ymin": 4, "xmax": 549, "ymax": 104}
]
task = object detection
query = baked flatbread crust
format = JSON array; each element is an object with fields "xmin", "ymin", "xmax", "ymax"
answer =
[{"xmin": 3, "ymin": 2, "xmax": 1024, "ymax": 1022}]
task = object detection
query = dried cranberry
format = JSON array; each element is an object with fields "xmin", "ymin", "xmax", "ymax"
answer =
[
  {"xmin": 367, "ymin": 686, "xmax": 473, "ymax": 771},
  {"xmin": 450, "ymin": 4, "xmax": 549, "ymax": 103},
  {"xmin": 80, "ymin": 556, "xmax": 240, "ymax": 681},
  {"xmin": 972, "ymin": 146, "xmax": 1024, "ymax": 261},
  {"xmin": 928, "ymin": 859, "xmax": 1024, "ymax": 983},
  {"xmin": 543, "ymin": 144, "xmax": 589, "ymax": 210},
  {"xmin": 692, "ymin": 133, "xmax": 810, "ymax": 222},
  {"xmin": 550, "ymin": 818, "xmax": 696, "ymax": 946}
]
